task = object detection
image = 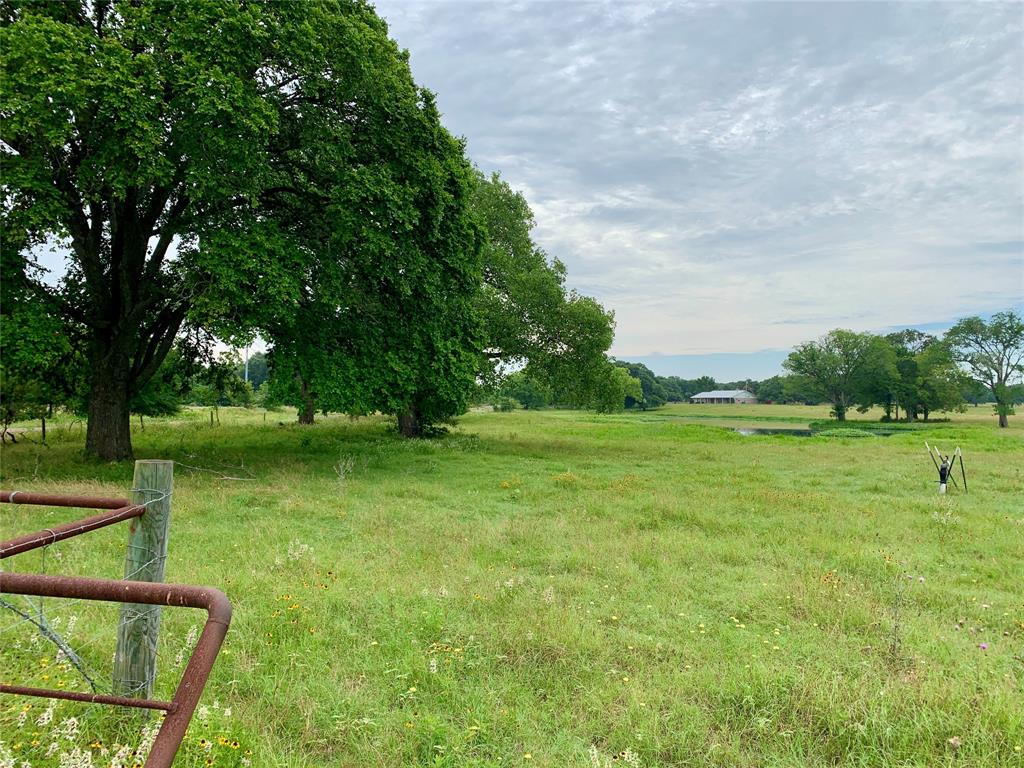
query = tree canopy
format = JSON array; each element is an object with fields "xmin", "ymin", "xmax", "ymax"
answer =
[
  {"xmin": 612, "ymin": 360, "xmax": 666, "ymax": 409},
  {"xmin": 1, "ymin": 0, "xmax": 482, "ymax": 456},
  {"xmin": 470, "ymin": 171, "xmax": 617, "ymax": 410},
  {"xmin": 784, "ymin": 330, "xmax": 891, "ymax": 420},
  {"xmin": 945, "ymin": 311, "xmax": 1024, "ymax": 427}
]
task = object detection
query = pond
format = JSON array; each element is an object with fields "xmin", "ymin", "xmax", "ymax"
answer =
[{"xmin": 733, "ymin": 427, "xmax": 813, "ymax": 436}]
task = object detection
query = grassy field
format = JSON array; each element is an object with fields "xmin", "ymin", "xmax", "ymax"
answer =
[{"xmin": 1, "ymin": 404, "xmax": 1022, "ymax": 767}]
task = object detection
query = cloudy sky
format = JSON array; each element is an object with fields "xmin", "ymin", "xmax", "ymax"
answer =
[{"xmin": 375, "ymin": 0, "xmax": 1024, "ymax": 378}]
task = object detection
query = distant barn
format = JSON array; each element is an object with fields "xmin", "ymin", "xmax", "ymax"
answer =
[{"xmin": 690, "ymin": 389, "xmax": 758, "ymax": 404}]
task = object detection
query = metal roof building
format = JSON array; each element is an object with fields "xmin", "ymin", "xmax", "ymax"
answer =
[{"xmin": 690, "ymin": 389, "xmax": 758, "ymax": 404}]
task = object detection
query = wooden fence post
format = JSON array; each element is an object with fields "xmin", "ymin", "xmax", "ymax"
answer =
[{"xmin": 113, "ymin": 460, "xmax": 173, "ymax": 698}]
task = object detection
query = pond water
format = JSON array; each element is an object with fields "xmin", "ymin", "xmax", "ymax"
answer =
[
  {"xmin": 733, "ymin": 427, "xmax": 813, "ymax": 436},
  {"xmin": 732, "ymin": 427, "xmax": 898, "ymax": 437}
]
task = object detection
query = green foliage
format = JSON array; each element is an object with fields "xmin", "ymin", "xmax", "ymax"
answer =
[
  {"xmin": 784, "ymin": 330, "xmax": 893, "ymax": 420},
  {"xmin": 235, "ymin": 351, "xmax": 269, "ymax": 391},
  {"xmin": 188, "ymin": 354, "xmax": 254, "ymax": 409},
  {"xmin": 129, "ymin": 373, "xmax": 181, "ymax": 418},
  {"xmin": 0, "ymin": 248, "xmax": 81, "ymax": 430},
  {"xmin": 1, "ymin": 0, "xmax": 482, "ymax": 456},
  {"xmin": 613, "ymin": 360, "xmax": 666, "ymax": 409},
  {"xmin": 864, "ymin": 331, "xmax": 965, "ymax": 421},
  {"xmin": 589, "ymin": 364, "xmax": 643, "ymax": 413},
  {"xmin": 653, "ymin": 375, "xmax": 718, "ymax": 402},
  {"xmin": 653, "ymin": 376, "xmax": 688, "ymax": 402},
  {"xmin": 252, "ymin": 382, "xmax": 285, "ymax": 412},
  {"xmin": 755, "ymin": 375, "xmax": 805, "ymax": 404},
  {"xmin": 470, "ymin": 170, "xmax": 616, "ymax": 409},
  {"xmin": 499, "ymin": 371, "xmax": 551, "ymax": 410},
  {"xmin": 945, "ymin": 310, "xmax": 1024, "ymax": 427},
  {"xmin": 261, "ymin": 85, "xmax": 483, "ymax": 432},
  {"xmin": 491, "ymin": 396, "xmax": 518, "ymax": 413}
]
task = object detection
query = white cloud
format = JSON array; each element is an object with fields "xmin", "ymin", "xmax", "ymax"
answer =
[{"xmin": 385, "ymin": 2, "xmax": 1024, "ymax": 355}]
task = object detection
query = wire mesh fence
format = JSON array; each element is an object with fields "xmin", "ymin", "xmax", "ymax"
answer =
[{"xmin": 1, "ymin": 475, "xmax": 233, "ymax": 768}]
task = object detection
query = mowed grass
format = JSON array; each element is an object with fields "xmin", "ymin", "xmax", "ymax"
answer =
[{"xmin": 1, "ymin": 404, "xmax": 1022, "ymax": 767}]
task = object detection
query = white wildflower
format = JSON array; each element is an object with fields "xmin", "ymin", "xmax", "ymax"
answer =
[
  {"xmin": 56, "ymin": 715, "xmax": 80, "ymax": 741},
  {"xmin": 109, "ymin": 743, "xmax": 132, "ymax": 768},
  {"xmin": 58, "ymin": 747, "xmax": 94, "ymax": 768},
  {"xmin": 287, "ymin": 539, "xmax": 311, "ymax": 561},
  {"xmin": 542, "ymin": 586, "xmax": 555, "ymax": 604},
  {"xmin": 174, "ymin": 625, "xmax": 200, "ymax": 667},
  {"xmin": 138, "ymin": 721, "xmax": 160, "ymax": 753},
  {"xmin": 36, "ymin": 700, "xmax": 56, "ymax": 726}
]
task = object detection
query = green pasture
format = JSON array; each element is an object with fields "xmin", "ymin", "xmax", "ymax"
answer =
[{"xmin": 1, "ymin": 405, "xmax": 1022, "ymax": 767}]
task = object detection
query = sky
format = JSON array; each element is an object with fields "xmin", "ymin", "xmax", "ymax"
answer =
[{"xmin": 374, "ymin": 0, "xmax": 1024, "ymax": 379}]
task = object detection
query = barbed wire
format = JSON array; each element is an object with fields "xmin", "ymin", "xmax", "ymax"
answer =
[
  {"xmin": 0, "ymin": 596, "xmax": 101, "ymax": 692},
  {"xmin": 1, "ymin": 487, "xmax": 174, "ymax": 696}
]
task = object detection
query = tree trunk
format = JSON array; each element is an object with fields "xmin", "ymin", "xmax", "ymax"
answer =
[
  {"xmin": 833, "ymin": 403, "xmax": 846, "ymax": 421},
  {"xmin": 998, "ymin": 410, "xmax": 1009, "ymax": 428},
  {"xmin": 85, "ymin": 369, "xmax": 133, "ymax": 461},
  {"xmin": 298, "ymin": 377, "xmax": 316, "ymax": 425},
  {"xmin": 398, "ymin": 407, "xmax": 422, "ymax": 437}
]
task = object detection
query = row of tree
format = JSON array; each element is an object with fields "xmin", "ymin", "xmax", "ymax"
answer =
[
  {"xmin": 493, "ymin": 312, "xmax": 1024, "ymax": 426},
  {"xmin": 0, "ymin": 2, "xmax": 622, "ymax": 459},
  {"xmin": 783, "ymin": 314, "xmax": 1024, "ymax": 426}
]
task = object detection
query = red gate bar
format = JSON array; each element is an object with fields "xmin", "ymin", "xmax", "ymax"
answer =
[
  {"xmin": 0, "ymin": 571, "xmax": 232, "ymax": 768},
  {"xmin": 1, "ymin": 491, "xmax": 143, "ymax": 558},
  {"xmin": 0, "ymin": 491, "xmax": 131, "ymax": 508},
  {"xmin": 1, "ymin": 504, "xmax": 145, "ymax": 558}
]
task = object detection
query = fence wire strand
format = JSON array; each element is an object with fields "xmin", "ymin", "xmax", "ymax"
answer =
[{"xmin": 1, "ymin": 489, "xmax": 175, "ymax": 698}]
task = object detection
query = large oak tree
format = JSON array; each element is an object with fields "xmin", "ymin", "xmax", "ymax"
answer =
[
  {"xmin": 784, "ymin": 329, "xmax": 892, "ymax": 421},
  {"xmin": 1, "ymin": 0, "xmax": 480, "ymax": 458},
  {"xmin": 945, "ymin": 311, "xmax": 1024, "ymax": 428}
]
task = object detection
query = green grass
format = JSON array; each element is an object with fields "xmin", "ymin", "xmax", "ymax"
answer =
[{"xmin": 1, "ymin": 405, "xmax": 1022, "ymax": 767}]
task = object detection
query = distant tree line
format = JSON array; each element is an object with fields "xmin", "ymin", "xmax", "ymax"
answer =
[{"xmin": 493, "ymin": 311, "xmax": 1024, "ymax": 428}]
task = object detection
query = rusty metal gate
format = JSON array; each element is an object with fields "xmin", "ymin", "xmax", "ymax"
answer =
[{"xmin": 1, "ymin": 490, "xmax": 232, "ymax": 767}]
